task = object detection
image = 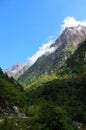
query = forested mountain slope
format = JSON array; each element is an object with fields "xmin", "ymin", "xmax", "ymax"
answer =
[{"xmin": 59, "ymin": 39, "xmax": 86, "ymax": 75}]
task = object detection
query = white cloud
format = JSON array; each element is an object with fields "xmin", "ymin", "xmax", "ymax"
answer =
[
  {"xmin": 61, "ymin": 16, "xmax": 86, "ymax": 31},
  {"xmin": 28, "ymin": 40, "xmax": 56, "ymax": 65}
]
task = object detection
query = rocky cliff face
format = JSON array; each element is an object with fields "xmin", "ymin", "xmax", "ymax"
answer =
[
  {"xmin": 18, "ymin": 25, "xmax": 86, "ymax": 85},
  {"xmin": 52, "ymin": 25, "xmax": 86, "ymax": 47},
  {"xmin": 5, "ymin": 63, "xmax": 30, "ymax": 78}
]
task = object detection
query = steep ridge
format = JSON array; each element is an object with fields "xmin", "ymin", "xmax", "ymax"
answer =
[
  {"xmin": 5, "ymin": 63, "xmax": 30, "ymax": 78},
  {"xmin": 18, "ymin": 25, "xmax": 86, "ymax": 86}
]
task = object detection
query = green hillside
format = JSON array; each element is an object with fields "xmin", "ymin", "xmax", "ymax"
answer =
[
  {"xmin": 27, "ymin": 74, "xmax": 86, "ymax": 122},
  {"xmin": 59, "ymin": 40, "xmax": 86, "ymax": 76},
  {"xmin": 0, "ymin": 68, "xmax": 28, "ymax": 117},
  {"xmin": 0, "ymin": 68, "xmax": 79, "ymax": 130}
]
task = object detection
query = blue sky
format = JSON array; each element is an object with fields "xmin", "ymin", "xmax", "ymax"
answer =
[{"xmin": 0, "ymin": 0, "xmax": 86, "ymax": 70}]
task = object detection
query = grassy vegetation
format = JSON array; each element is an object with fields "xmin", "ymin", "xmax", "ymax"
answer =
[{"xmin": 0, "ymin": 68, "xmax": 28, "ymax": 114}]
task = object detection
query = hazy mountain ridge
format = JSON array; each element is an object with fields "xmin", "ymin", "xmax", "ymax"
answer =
[
  {"xmin": 18, "ymin": 25, "xmax": 86, "ymax": 86},
  {"xmin": 5, "ymin": 63, "xmax": 30, "ymax": 78}
]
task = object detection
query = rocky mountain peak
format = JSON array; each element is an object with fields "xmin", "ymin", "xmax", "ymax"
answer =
[
  {"xmin": 64, "ymin": 24, "xmax": 86, "ymax": 36},
  {"xmin": 5, "ymin": 63, "xmax": 30, "ymax": 78},
  {"xmin": 53, "ymin": 25, "xmax": 86, "ymax": 48}
]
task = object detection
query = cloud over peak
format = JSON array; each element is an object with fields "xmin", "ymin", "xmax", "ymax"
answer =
[
  {"xmin": 28, "ymin": 16, "xmax": 86, "ymax": 66},
  {"xmin": 61, "ymin": 16, "xmax": 86, "ymax": 31},
  {"xmin": 28, "ymin": 40, "xmax": 55, "ymax": 65}
]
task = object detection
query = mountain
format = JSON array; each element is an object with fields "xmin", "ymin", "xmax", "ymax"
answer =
[
  {"xmin": 53, "ymin": 24, "xmax": 86, "ymax": 48},
  {"xmin": 1, "ymin": 27, "xmax": 86, "ymax": 129},
  {"xmin": 5, "ymin": 63, "xmax": 30, "ymax": 78},
  {"xmin": 18, "ymin": 25, "xmax": 86, "ymax": 86}
]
